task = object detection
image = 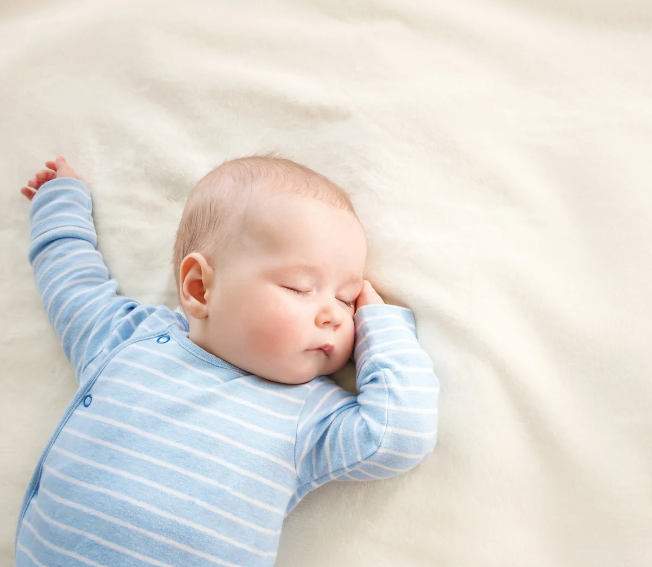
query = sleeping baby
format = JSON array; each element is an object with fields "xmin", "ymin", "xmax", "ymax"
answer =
[{"xmin": 16, "ymin": 155, "xmax": 440, "ymax": 567}]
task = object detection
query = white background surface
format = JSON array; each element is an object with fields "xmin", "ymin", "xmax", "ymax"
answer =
[{"xmin": 1, "ymin": 1, "xmax": 651, "ymax": 566}]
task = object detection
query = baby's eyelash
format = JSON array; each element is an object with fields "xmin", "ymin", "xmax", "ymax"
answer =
[
  {"xmin": 285, "ymin": 287, "xmax": 354, "ymax": 308},
  {"xmin": 289, "ymin": 288, "xmax": 310, "ymax": 296}
]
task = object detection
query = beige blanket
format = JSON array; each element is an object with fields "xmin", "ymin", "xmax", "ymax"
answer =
[{"xmin": 1, "ymin": 1, "xmax": 651, "ymax": 566}]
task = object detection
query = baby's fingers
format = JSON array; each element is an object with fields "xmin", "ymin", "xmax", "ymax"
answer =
[
  {"xmin": 20, "ymin": 187, "xmax": 37, "ymax": 201},
  {"xmin": 21, "ymin": 159, "xmax": 66, "ymax": 201},
  {"xmin": 26, "ymin": 176, "xmax": 46, "ymax": 192},
  {"xmin": 35, "ymin": 168, "xmax": 56, "ymax": 182},
  {"xmin": 50, "ymin": 156, "xmax": 77, "ymax": 179}
]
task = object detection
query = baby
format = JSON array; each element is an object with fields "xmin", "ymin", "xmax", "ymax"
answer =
[{"xmin": 16, "ymin": 155, "xmax": 440, "ymax": 567}]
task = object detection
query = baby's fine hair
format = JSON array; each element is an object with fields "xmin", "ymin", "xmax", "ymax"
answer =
[{"xmin": 172, "ymin": 153, "xmax": 358, "ymax": 291}]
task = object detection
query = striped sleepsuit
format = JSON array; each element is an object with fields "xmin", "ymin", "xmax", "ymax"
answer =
[{"xmin": 15, "ymin": 177, "xmax": 440, "ymax": 567}]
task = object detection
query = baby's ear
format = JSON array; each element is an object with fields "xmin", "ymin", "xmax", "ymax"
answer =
[{"xmin": 179, "ymin": 253, "xmax": 214, "ymax": 319}]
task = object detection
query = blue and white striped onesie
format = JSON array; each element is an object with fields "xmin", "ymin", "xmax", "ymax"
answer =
[{"xmin": 15, "ymin": 177, "xmax": 440, "ymax": 567}]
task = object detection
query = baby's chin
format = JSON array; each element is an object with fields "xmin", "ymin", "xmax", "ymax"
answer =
[{"xmin": 258, "ymin": 355, "xmax": 349, "ymax": 386}]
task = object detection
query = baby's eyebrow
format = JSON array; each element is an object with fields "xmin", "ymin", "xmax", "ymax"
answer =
[{"xmin": 278, "ymin": 264, "xmax": 362, "ymax": 286}]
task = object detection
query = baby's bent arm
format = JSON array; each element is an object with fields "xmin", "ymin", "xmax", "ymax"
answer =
[
  {"xmin": 28, "ymin": 177, "xmax": 148, "ymax": 385},
  {"xmin": 293, "ymin": 304, "xmax": 439, "ymax": 491}
]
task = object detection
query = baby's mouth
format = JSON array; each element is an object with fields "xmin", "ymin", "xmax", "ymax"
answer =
[{"xmin": 308, "ymin": 344, "xmax": 334, "ymax": 356}]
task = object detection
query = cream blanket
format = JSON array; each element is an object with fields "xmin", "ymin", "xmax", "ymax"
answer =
[{"xmin": 1, "ymin": 1, "xmax": 650, "ymax": 566}]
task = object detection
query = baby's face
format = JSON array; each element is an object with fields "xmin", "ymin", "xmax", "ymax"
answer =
[{"xmin": 203, "ymin": 192, "xmax": 366, "ymax": 385}]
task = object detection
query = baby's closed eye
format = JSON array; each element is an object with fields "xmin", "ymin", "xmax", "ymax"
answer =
[{"xmin": 282, "ymin": 287, "xmax": 355, "ymax": 309}]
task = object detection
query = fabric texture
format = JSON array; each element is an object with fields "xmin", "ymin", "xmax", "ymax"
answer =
[
  {"xmin": 14, "ymin": 177, "xmax": 438, "ymax": 567},
  {"xmin": 1, "ymin": 1, "xmax": 651, "ymax": 566}
]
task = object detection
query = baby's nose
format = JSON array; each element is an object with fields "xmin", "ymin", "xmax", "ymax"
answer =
[{"xmin": 315, "ymin": 303, "xmax": 341, "ymax": 327}]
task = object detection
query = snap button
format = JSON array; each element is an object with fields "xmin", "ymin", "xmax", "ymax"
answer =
[
  {"xmin": 83, "ymin": 395, "xmax": 92, "ymax": 407},
  {"xmin": 157, "ymin": 334, "xmax": 170, "ymax": 344}
]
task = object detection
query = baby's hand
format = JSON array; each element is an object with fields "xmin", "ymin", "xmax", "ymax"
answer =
[
  {"xmin": 355, "ymin": 280, "xmax": 385, "ymax": 312},
  {"xmin": 20, "ymin": 156, "xmax": 77, "ymax": 201}
]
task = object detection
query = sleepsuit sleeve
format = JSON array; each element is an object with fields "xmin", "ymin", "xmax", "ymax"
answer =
[
  {"xmin": 293, "ymin": 303, "xmax": 440, "ymax": 496},
  {"xmin": 27, "ymin": 177, "xmax": 157, "ymax": 383}
]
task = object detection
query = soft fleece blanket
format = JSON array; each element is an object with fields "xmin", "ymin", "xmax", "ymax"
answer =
[{"xmin": 1, "ymin": 1, "xmax": 650, "ymax": 566}]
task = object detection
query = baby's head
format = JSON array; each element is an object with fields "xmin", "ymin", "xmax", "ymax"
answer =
[{"xmin": 173, "ymin": 156, "xmax": 367, "ymax": 385}]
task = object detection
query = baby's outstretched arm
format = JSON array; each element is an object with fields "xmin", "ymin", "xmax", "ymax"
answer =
[{"xmin": 21, "ymin": 157, "xmax": 151, "ymax": 386}]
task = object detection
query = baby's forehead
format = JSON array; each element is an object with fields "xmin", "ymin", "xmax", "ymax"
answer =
[
  {"xmin": 241, "ymin": 195, "xmax": 367, "ymax": 278},
  {"xmin": 271, "ymin": 262, "xmax": 363, "ymax": 285}
]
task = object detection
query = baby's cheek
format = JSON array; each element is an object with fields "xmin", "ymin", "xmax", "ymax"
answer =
[
  {"xmin": 247, "ymin": 297, "xmax": 303, "ymax": 358},
  {"xmin": 340, "ymin": 319, "xmax": 356, "ymax": 357}
]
